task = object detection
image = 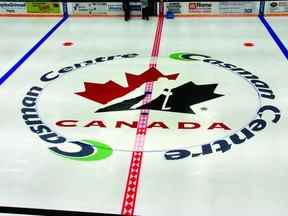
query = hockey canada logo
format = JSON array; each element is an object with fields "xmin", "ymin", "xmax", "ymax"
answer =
[
  {"xmin": 75, "ymin": 67, "xmax": 223, "ymax": 114},
  {"xmin": 20, "ymin": 52, "xmax": 281, "ymax": 162}
]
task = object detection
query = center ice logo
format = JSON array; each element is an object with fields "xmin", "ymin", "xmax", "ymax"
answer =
[{"xmin": 20, "ymin": 52, "xmax": 281, "ymax": 161}]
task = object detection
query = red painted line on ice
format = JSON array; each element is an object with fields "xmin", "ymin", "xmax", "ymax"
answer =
[{"xmin": 121, "ymin": 15, "xmax": 164, "ymax": 216}]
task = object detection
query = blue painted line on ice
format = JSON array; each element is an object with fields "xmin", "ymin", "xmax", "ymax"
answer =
[
  {"xmin": 259, "ymin": 15, "xmax": 288, "ymax": 60},
  {"xmin": 0, "ymin": 16, "xmax": 68, "ymax": 86}
]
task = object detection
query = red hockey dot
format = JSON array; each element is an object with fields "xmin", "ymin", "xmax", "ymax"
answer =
[
  {"xmin": 244, "ymin": 42, "xmax": 255, "ymax": 47},
  {"xmin": 63, "ymin": 41, "xmax": 74, "ymax": 47}
]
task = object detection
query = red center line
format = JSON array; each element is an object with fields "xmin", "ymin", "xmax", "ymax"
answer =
[{"xmin": 121, "ymin": 14, "xmax": 165, "ymax": 216}]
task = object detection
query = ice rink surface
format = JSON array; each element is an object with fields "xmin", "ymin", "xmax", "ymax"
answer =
[
  {"xmin": 0, "ymin": 18, "xmax": 58, "ymax": 78},
  {"xmin": 0, "ymin": 15, "xmax": 287, "ymax": 216}
]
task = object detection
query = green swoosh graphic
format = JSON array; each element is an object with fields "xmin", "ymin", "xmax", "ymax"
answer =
[
  {"xmin": 79, "ymin": 140, "xmax": 112, "ymax": 161},
  {"xmin": 169, "ymin": 52, "xmax": 185, "ymax": 60},
  {"xmin": 51, "ymin": 139, "xmax": 113, "ymax": 161}
]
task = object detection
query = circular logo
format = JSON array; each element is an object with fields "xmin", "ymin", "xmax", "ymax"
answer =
[{"xmin": 20, "ymin": 52, "xmax": 281, "ymax": 161}]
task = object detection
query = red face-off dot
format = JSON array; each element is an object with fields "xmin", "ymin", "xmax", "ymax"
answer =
[
  {"xmin": 244, "ymin": 42, "xmax": 255, "ymax": 47},
  {"xmin": 63, "ymin": 41, "xmax": 74, "ymax": 47}
]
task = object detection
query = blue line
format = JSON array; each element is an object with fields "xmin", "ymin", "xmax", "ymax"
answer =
[
  {"xmin": 0, "ymin": 16, "xmax": 68, "ymax": 86},
  {"xmin": 259, "ymin": 15, "xmax": 288, "ymax": 60}
]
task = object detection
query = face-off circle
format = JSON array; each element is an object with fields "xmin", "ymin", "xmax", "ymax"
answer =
[
  {"xmin": 20, "ymin": 52, "xmax": 280, "ymax": 161},
  {"xmin": 37, "ymin": 54, "xmax": 259, "ymax": 152}
]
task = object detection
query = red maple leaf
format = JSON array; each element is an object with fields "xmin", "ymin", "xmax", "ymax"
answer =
[{"xmin": 75, "ymin": 67, "xmax": 179, "ymax": 104}]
